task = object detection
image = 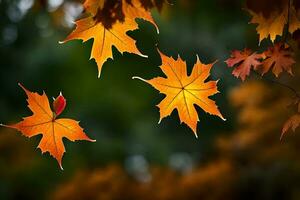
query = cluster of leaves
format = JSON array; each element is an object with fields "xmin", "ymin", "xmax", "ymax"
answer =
[
  {"xmin": 2, "ymin": 0, "xmax": 226, "ymax": 168},
  {"xmin": 226, "ymin": 43, "xmax": 295, "ymax": 81},
  {"xmin": 247, "ymin": 0, "xmax": 300, "ymax": 43},
  {"xmin": 62, "ymin": 0, "xmax": 224, "ymax": 138},
  {"xmin": 226, "ymin": 0, "xmax": 300, "ymax": 80},
  {"xmin": 226, "ymin": 0, "xmax": 300, "ymax": 137}
]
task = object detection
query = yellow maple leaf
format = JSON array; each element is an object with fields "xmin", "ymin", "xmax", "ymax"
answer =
[
  {"xmin": 133, "ymin": 51, "xmax": 225, "ymax": 137},
  {"xmin": 249, "ymin": 9, "xmax": 286, "ymax": 43},
  {"xmin": 248, "ymin": 5, "xmax": 300, "ymax": 43},
  {"xmin": 61, "ymin": 0, "xmax": 158, "ymax": 77}
]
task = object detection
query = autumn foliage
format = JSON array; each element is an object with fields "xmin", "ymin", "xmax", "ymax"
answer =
[
  {"xmin": 2, "ymin": 0, "xmax": 300, "ymax": 171},
  {"xmin": 49, "ymin": 79, "xmax": 300, "ymax": 200}
]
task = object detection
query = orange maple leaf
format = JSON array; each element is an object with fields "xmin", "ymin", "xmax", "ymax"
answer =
[
  {"xmin": 281, "ymin": 114, "xmax": 300, "ymax": 139},
  {"xmin": 248, "ymin": 5, "xmax": 300, "ymax": 43},
  {"xmin": 61, "ymin": 0, "xmax": 158, "ymax": 77},
  {"xmin": 133, "ymin": 51, "xmax": 225, "ymax": 137},
  {"xmin": 1, "ymin": 84, "xmax": 95, "ymax": 169},
  {"xmin": 225, "ymin": 49, "xmax": 263, "ymax": 81},
  {"xmin": 260, "ymin": 43, "xmax": 295, "ymax": 77}
]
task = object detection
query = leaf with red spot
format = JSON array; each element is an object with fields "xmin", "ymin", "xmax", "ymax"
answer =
[{"xmin": 1, "ymin": 84, "xmax": 95, "ymax": 169}]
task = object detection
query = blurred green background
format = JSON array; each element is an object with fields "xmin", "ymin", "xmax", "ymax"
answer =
[{"xmin": 1, "ymin": 0, "xmax": 300, "ymax": 199}]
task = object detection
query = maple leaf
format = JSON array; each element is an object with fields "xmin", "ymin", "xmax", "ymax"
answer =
[
  {"xmin": 248, "ymin": 5, "xmax": 300, "ymax": 43},
  {"xmin": 281, "ymin": 114, "xmax": 300, "ymax": 139},
  {"xmin": 61, "ymin": 0, "xmax": 158, "ymax": 77},
  {"xmin": 1, "ymin": 84, "xmax": 95, "ymax": 169},
  {"xmin": 225, "ymin": 49, "xmax": 263, "ymax": 81},
  {"xmin": 133, "ymin": 51, "xmax": 225, "ymax": 137},
  {"xmin": 260, "ymin": 43, "xmax": 295, "ymax": 77},
  {"xmin": 248, "ymin": 9, "xmax": 286, "ymax": 43}
]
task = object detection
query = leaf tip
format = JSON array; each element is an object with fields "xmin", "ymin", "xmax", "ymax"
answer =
[
  {"xmin": 158, "ymin": 118, "xmax": 162, "ymax": 124},
  {"xmin": 280, "ymin": 132, "xmax": 285, "ymax": 141},
  {"xmin": 57, "ymin": 158, "xmax": 64, "ymax": 170}
]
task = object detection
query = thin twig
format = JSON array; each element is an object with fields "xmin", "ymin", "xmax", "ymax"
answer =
[
  {"xmin": 253, "ymin": 71, "xmax": 300, "ymax": 99},
  {"xmin": 282, "ymin": 0, "xmax": 291, "ymax": 43}
]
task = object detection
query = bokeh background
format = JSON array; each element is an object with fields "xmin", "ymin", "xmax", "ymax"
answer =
[{"xmin": 1, "ymin": 0, "xmax": 300, "ymax": 199}]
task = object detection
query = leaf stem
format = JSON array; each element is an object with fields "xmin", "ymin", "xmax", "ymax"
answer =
[{"xmin": 132, "ymin": 76, "xmax": 148, "ymax": 83}]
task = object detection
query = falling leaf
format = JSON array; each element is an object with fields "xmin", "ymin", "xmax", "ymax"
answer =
[
  {"xmin": 1, "ymin": 84, "xmax": 95, "ymax": 169},
  {"xmin": 225, "ymin": 49, "xmax": 263, "ymax": 81},
  {"xmin": 260, "ymin": 43, "xmax": 295, "ymax": 77},
  {"xmin": 248, "ymin": 5, "xmax": 300, "ymax": 43},
  {"xmin": 62, "ymin": 0, "xmax": 158, "ymax": 77},
  {"xmin": 281, "ymin": 114, "xmax": 300, "ymax": 139},
  {"xmin": 133, "ymin": 51, "xmax": 225, "ymax": 137}
]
